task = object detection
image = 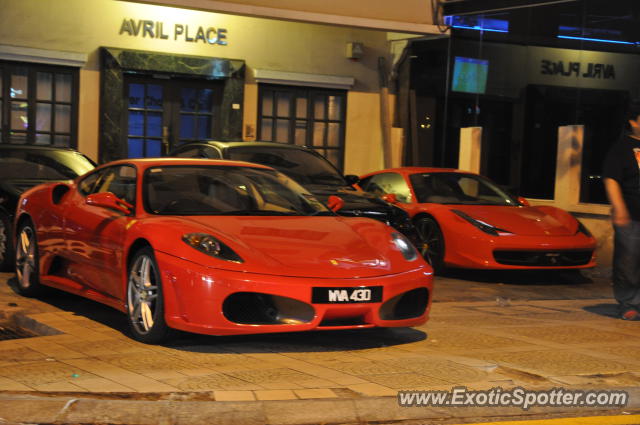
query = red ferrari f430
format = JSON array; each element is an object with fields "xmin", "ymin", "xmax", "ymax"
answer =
[{"xmin": 14, "ymin": 159, "xmax": 432, "ymax": 343}]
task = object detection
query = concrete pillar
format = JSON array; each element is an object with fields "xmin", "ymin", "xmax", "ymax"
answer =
[
  {"xmin": 554, "ymin": 125, "xmax": 584, "ymax": 208},
  {"xmin": 390, "ymin": 127, "xmax": 404, "ymax": 168},
  {"xmin": 458, "ymin": 126, "xmax": 482, "ymax": 173}
]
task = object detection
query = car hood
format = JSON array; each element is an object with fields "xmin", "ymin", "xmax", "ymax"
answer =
[
  {"xmin": 305, "ymin": 184, "xmax": 399, "ymax": 219},
  {"xmin": 157, "ymin": 215, "xmax": 424, "ymax": 278},
  {"xmin": 446, "ymin": 205, "xmax": 580, "ymax": 236}
]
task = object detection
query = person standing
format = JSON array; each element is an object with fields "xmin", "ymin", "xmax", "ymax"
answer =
[{"xmin": 603, "ymin": 113, "xmax": 640, "ymax": 320}]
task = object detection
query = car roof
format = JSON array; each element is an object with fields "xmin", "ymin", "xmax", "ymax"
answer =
[
  {"xmin": 178, "ymin": 140, "xmax": 316, "ymax": 152},
  {"xmin": 0, "ymin": 144, "xmax": 85, "ymax": 153},
  {"xmin": 93, "ymin": 157, "xmax": 277, "ymax": 171},
  {"xmin": 363, "ymin": 166, "xmax": 469, "ymax": 176}
]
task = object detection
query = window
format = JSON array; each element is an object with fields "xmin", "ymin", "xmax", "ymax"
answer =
[
  {"xmin": 0, "ymin": 62, "xmax": 78, "ymax": 147},
  {"xmin": 79, "ymin": 165, "xmax": 137, "ymax": 207},
  {"xmin": 128, "ymin": 82, "xmax": 164, "ymax": 158},
  {"xmin": 172, "ymin": 144, "xmax": 221, "ymax": 159},
  {"xmin": 126, "ymin": 77, "xmax": 223, "ymax": 158},
  {"xmin": 258, "ymin": 84, "xmax": 346, "ymax": 170},
  {"xmin": 360, "ymin": 173, "xmax": 413, "ymax": 203}
]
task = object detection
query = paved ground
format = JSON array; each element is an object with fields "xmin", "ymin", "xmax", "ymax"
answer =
[{"xmin": 0, "ymin": 268, "xmax": 639, "ymax": 424}]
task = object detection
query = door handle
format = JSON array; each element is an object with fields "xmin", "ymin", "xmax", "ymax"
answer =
[{"xmin": 162, "ymin": 126, "xmax": 169, "ymax": 155}]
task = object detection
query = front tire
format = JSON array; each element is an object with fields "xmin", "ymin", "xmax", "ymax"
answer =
[
  {"xmin": 127, "ymin": 247, "xmax": 169, "ymax": 344},
  {"xmin": 15, "ymin": 221, "xmax": 43, "ymax": 297},
  {"xmin": 415, "ymin": 216, "xmax": 446, "ymax": 274},
  {"xmin": 0, "ymin": 213, "xmax": 12, "ymax": 272}
]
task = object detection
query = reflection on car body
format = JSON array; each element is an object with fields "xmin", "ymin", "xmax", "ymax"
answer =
[{"xmin": 0, "ymin": 145, "xmax": 95, "ymax": 271}]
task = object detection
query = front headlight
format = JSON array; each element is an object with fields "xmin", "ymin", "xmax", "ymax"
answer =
[
  {"xmin": 392, "ymin": 232, "xmax": 418, "ymax": 261},
  {"xmin": 452, "ymin": 210, "xmax": 511, "ymax": 236},
  {"xmin": 182, "ymin": 233, "xmax": 243, "ymax": 263}
]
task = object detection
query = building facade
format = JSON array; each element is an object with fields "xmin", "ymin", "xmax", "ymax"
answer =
[
  {"xmin": 1, "ymin": 0, "xmax": 627, "ymax": 265},
  {"xmin": 394, "ymin": 0, "xmax": 639, "ymax": 264},
  {"xmin": 0, "ymin": 0, "xmax": 431, "ymax": 176}
]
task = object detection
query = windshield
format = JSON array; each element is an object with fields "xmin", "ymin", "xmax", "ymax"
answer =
[
  {"xmin": 144, "ymin": 165, "xmax": 331, "ymax": 216},
  {"xmin": 226, "ymin": 146, "xmax": 346, "ymax": 186},
  {"xmin": 0, "ymin": 149, "xmax": 94, "ymax": 180},
  {"xmin": 410, "ymin": 172, "xmax": 518, "ymax": 206}
]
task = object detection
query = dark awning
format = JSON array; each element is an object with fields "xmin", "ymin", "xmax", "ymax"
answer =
[{"xmin": 442, "ymin": 0, "xmax": 578, "ymax": 16}]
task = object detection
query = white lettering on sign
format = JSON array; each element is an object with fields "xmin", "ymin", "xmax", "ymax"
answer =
[
  {"xmin": 540, "ymin": 59, "xmax": 615, "ymax": 79},
  {"xmin": 119, "ymin": 18, "xmax": 228, "ymax": 46},
  {"xmin": 327, "ymin": 289, "xmax": 372, "ymax": 302}
]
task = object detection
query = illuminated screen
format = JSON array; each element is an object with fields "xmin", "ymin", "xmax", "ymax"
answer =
[{"xmin": 452, "ymin": 57, "xmax": 489, "ymax": 94}]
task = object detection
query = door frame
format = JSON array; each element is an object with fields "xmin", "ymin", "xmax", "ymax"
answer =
[
  {"xmin": 99, "ymin": 47, "xmax": 245, "ymax": 164},
  {"xmin": 124, "ymin": 76, "xmax": 225, "ymax": 157}
]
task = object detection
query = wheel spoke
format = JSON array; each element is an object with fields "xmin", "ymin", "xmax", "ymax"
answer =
[
  {"xmin": 141, "ymin": 257, "xmax": 152, "ymax": 288},
  {"xmin": 20, "ymin": 231, "xmax": 29, "ymax": 255},
  {"xmin": 131, "ymin": 271, "xmax": 143, "ymax": 290},
  {"xmin": 21, "ymin": 260, "xmax": 33, "ymax": 286},
  {"xmin": 141, "ymin": 302, "xmax": 154, "ymax": 331},
  {"xmin": 131, "ymin": 301, "xmax": 142, "ymax": 322}
]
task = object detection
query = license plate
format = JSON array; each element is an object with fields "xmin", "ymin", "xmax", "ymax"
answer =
[{"xmin": 312, "ymin": 286, "xmax": 383, "ymax": 304}]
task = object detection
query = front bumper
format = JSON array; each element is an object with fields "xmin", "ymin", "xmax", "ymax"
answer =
[
  {"xmin": 444, "ymin": 230, "xmax": 597, "ymax": 270},
  {"xmin": 156, "ymin": 251, "xmax": 433, "ymax": 336}
]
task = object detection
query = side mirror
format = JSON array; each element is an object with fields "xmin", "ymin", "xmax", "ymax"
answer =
[
  {"xmin": 86, "ymin": 192, "xmax": 133, "ymax": 214},
  {"xmin": 327, "ymin": 195, "xmax": 345, "ymax": 212},
  {"xmin": 344, "ymin": 174, "xmax": 360, "ymax": 186},
  {"xmin": 381, "ymin": 193, "xmax": 399, "ymax": 204},
  {"xmin": 518, "ymin": 196, "xmax": 530, "ymax": 207}
]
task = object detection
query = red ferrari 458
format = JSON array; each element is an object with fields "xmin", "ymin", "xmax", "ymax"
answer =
[
  {"xmin": 359, "ymin": 167, "xmax": 597, "ymax": 273},
  {"xmin": 14, "ymin": 159, "xmax": 432, "ymax": 343}
]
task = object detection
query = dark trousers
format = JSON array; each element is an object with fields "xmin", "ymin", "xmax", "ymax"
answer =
[{"xmin": 612, "ymin": 220, "xmax": 640, "ymax": 310}]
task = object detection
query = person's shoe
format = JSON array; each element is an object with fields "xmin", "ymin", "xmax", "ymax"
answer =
[{"xmin": 620, "ymin": 309, "xmax": 640, "ymax": 321}]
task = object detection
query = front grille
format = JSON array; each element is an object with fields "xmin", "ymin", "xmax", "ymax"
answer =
[
  {"xmin": 379, "ymin": 288, "xmax": 429, "ymax": 320},
  {"xmin": 222, "ymin": 292, "xmax": 314, "ymax": 325},
  {"xmin": 493, "ymin": 250, "xmax": 593, "ymax": 266}
]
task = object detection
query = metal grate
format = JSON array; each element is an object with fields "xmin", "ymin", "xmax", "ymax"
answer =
[{"xmin": 0, "ymin": 324, "xmax": 36, "ymax": 341}]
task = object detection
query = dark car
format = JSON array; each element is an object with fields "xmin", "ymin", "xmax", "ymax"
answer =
[
  {"xmin": 170, "ymin": 141, "xmax": 419, "ymax": 246},
  {"xmin": 0, "ymin": 145, "xmax": 95, "ymax": 270}
]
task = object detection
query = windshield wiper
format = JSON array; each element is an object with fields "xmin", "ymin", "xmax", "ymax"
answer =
[
  {"xmin": 308, "ymin": 210, "xmax": 336, "ymax": 217},
  {"xmin": 309, "ymin": 173, "xmax": 345, "ymax": 185},
  {"xmin": 224, "ymin": 210, "xmax": 299, "ymax": 216}
]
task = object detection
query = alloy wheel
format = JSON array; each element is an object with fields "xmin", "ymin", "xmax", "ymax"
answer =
[
  {"xmin": 127, "ymin": 254, "xmax": 159, "ymax": 335},
  {"xmin": 16, "ymin": 226, "xmax": 36, "ymax": 289},
  {"xmin": 415, "ymin": 217, "xmax": 445, "ymax": 272}
]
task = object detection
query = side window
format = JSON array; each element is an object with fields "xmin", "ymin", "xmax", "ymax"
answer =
[
  {"xmin": 361, "ymin": 173, "xmax": 412, "ymax": 203},
  {"xmin": 78, "ymin": 170, "xmax": 104, "ymax": 196},
  {"xmin": 201, "ymin": 146, "xmax": 221, "ymax": 159},
  {"xmin": 359, "ymin": 176, "xmax": 373, "ymax": 192},
  {"xmin": 173, "ymin": 146, "xmax": 201, "ymax": 158},
  {"xmin": 93, "ymin": 166, "xmax": 137, "ymax": 206}
]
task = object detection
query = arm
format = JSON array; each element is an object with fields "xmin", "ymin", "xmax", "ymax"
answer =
[{"xmin": 604, "ymin": 177, "xmax": 631, "ymax": 227}]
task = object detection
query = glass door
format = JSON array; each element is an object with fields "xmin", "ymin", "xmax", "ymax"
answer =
[
  {"xmin": 125, "ymin": 77, "xmax": 222, "ymax": 158},
  {"xmin": 126, "ymin": 81, "xmax": 164, "ymax": 158}
]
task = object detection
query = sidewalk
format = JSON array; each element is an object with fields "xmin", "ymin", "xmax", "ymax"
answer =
[{"xmin": 0, "ymin": 271, "xmax": 639, "ymax": 424}]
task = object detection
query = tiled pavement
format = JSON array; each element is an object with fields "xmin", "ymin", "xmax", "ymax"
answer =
[{"xmin": 0, "ymin": 271, "xmax": 639, "ymax": 424}]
